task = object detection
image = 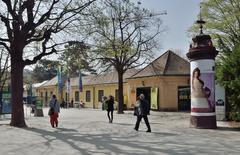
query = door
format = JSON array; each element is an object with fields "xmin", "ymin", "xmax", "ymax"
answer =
[
  {"xmin": 136, "ymin": 87, "xmax": 151, "ymax": 107},
  {"xmin": 178, "ymin": 86, "xmax": 191, "ymax": 111}
]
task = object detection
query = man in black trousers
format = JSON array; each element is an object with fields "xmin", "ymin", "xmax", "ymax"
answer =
[{"xmin": 134, "ymin": 94, "xmax": 151, "ymax": 132}]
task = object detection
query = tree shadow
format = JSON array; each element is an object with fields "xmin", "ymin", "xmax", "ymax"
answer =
[
  {"xmin": 136, "ymin": 130, "xmax": 178, "ymax": 136},
  {"xmin": 217, "ymin": 127, "xmax": 240, "ymax": 132},
  {"xmin": 113, "ymin": 122, "xmax": 134, "ymax": 126},
  {"xmin": 0, "ymin": 123, "xmax": 10, "ymax": 126},
  {"xmin": 55, "ymin": 127, "xmax": 79, "ymax": 132},
  {"xmin": 150, "ymin": 122, "xmax": 164, "ymax": 125},
  {"xmin": 23, "ymin": 127, "xmax": 198, "ymax": 155}
]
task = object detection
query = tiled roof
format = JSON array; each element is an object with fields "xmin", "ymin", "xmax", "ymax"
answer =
[
  {"xmin": 33, "ymin": 81, "xmax": 48, "ymax": 88},
  {"xmin": 40, "ymin": 69, "xmax": 139, "ymax": 87},
  {"xmin": 70, "ymin": 69, "xmax": 139, "ymax": 86},
  {"xmin": 38, "ymin": 51, "xmax": 189, "ymax": 87},
  {"xmin": 129, "ymin": 50, "xmax": 190, "ymax": 79},
  {"xmin": 24, "ymin": 81, "xmax": 48, "ymax": 89},
  {"xmin": 41, "ymin": 76, "xmax": 57, "ymax": 87},
  {"xmin": 70, "ymin": 74, "xmax": 96, "ymax": 86},
  {"xmin": 41, "ymin": 75, "xmax": 67, "ymax": 87}
]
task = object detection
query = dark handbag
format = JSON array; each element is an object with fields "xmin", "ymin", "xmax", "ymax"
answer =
[
  {"xmin": 48, "ymin": 100, "xmax": 56, "ymax": 116},
  {"xmin": 48, "ymin": 108, "xmax": 54, "ymax": 116},
  {"xmin": 104, "ymin": 100, "xmax": 109, "ymax": 111}
]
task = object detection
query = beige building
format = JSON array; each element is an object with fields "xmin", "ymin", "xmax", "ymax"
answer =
[
  {"xmin": 23, "ymin": 81, "xmax": 47, "ymax": 104},
  {"xmin": 35, "ymin": 77, "xmax": 61, "ymax": 106},
  {"xmin": 66, "ymin": 69, "xmax": 138, "ymax": 108},
  {"xmin": 127, "ymin": 50, "xmax": 190, "ymax": 111},
  {"xmin": 36, "ymin": 50, "xmax": 190, "ymax": 111},
  {"xmin": 36, "ymin": 70, "xmax": 137, "ymax": 108}
]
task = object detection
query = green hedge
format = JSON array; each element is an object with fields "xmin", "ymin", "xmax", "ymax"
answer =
[{"xmin": 228, "ymin": 112, "xmax": 240, "ymax": 122}]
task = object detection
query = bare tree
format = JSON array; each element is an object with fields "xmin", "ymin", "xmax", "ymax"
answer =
[
  {"xmin": 0, "ymin": 48, "xmax": 10, "ymax": 91},
  {"xmin": 82, "ymin": 0, "xmax": 165, "ymax": 113},
  {"xmin": 0, "ymin": 0, "xmax": 96, "ymax": 127}
]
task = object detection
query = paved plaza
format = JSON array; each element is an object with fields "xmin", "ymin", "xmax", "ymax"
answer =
[{"xmin": 0, "ymin": 108, "xmax": 240, "ymax": 155}]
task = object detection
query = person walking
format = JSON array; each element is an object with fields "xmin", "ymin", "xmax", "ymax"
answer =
[
  {"xmin": 49, "ymin": 94, "xmax": 60, "ymax": 128},
  {"xmin": 134, "ymin": 94, "xmax": 151, "ymax": 132},
  {"xmin": 106, "ymin": 95, "xmax": 114, "ymax": 123},
  {"xmin": 102, "ymin": 96, "xmax": 108, "ymax": 111}
]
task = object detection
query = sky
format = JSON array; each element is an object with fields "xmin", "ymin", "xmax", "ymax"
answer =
[
  {"xmin": 26, "ymin": 0, "xmax": 202, "ymax": 70},
  {"xmin": 137, "ymin": 0, "xmax": 202, "ymax": 56}
]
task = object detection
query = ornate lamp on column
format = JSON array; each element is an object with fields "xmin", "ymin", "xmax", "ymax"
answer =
[{"xmin": 186, "ymin": 9, "xmax": 218, "ymax": 129}]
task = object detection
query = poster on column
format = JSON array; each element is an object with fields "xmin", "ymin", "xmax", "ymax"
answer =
[{"xmin": 191, "ymin": 60, "xmax": 215, "ymax": 115}]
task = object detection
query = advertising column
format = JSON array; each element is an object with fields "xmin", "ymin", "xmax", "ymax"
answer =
[{"xmin": 186, "ymin": 18, "xmax": 218, "ymax": 129}]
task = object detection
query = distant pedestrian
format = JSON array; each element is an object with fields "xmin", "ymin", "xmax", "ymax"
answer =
[
  {"xmin": 70, "ymin": 99, "xmax": 74, "ymax": 108},
  {"xmin": 60, "ymin": 99, "xmax": 65, "ymax": 109},
  {"xmin": 134, "ymin": 94, "xmax": 151, "ymax": 132},
  {"xmin": 79, "ymin": 100, "xmax": 85, "ymax": 108},
  {"xmin": 102, "ymin": 96, "xmax": 108, "ymax": 110},
  {"xmin": 49, "ymin": 94, "xmax": 60, "ymax": 128},
  {"xmin": 106, "ymin": 95, "xmax": 114, "ymax": 123}
]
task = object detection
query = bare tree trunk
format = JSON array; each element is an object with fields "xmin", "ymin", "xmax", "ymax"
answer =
[
  {"xmin": 117, "ymin": 71, "xmax": 124, "ymax": 114},
  {"xmin": 10, "ymin": 55, "xmax": 26, "ymax": 127}
]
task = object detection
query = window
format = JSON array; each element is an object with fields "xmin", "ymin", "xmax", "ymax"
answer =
[
  {"xmin": 86, "ymin": 91, "xmax": 91, "ymax": 102},
  {"xmin": 115, "ymin": 89, "xmax": 118, "ymax": 101},
  {"xmin": 75, "ymin": 91, "xmax": 79, "ymax": 102},
  {"xmin": 40, "ymin": 92, "xmax": 43, "ymax": 97},
  {"xmin": 98, "ymin": 90, "xmax": 104, "ymax": 102}
]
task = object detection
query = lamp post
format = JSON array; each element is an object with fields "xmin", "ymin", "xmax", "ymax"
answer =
[{"xmin": 186, "ymin": 9, "xmax": 218, "ymax": 129}]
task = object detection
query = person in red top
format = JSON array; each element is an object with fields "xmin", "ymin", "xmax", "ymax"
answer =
[{"xmin": 49, "ymin": 95, "xmax": 60, "ymax": 128}]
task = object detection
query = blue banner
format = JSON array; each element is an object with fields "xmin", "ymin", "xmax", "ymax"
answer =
[
  {"xmin": 66, "ymin": 76, "xmax": 71, "ymax": 94},
  {"xmin": 79, "ymin": 71, "xmax": 83, "ymax": 92},
  {"xmin": 57, "ymin": 65, "xmax": 62, "ymax": 91}
]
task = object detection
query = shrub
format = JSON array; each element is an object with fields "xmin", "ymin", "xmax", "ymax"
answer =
[{"xmin": 228, "ymin": 112, "xmax": 240, "ymax": 122}]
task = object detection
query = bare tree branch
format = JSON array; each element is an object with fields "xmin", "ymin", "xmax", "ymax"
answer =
[
  {"xmin": 0, "ymin": 48, "xmax": 10, "ymax": 91},
  {"xmin": 0, "ymin": 14, "xmax": 13, "ymax": 41},
  {"xmin": 2, "ymin": 0, "xmax": 17, "ymax": 17}
]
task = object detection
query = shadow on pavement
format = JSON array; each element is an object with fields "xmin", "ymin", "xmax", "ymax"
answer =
[
  {"xmin": 150, "ymin": 122, "xmax": 164, "ymax": 125},
  {"xmin": 136, "ymin": 130, "xmax": 178, "ymax": 136},
  {"xmin": 55, "ymin": 127, "xmax": 79, "ymax": 132},
  {"xmin": 217, "ymin": 127, "xmax": 240, "ymax": 132},
  {"xmin": 113, "ymin": 122, "xmax": 134, "ymax": 126},
  {"xmin": 0, "ymin": 123, "xmax": 10, "ymax": 126},
  {"xmin": 24, "ymin": 127, "xmax": 195, "ymax": 155}
]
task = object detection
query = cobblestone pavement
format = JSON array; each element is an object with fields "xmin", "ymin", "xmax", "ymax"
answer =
[{"xmin": 0, "ymin": 107, "xmax": 240, "ymax": 155}]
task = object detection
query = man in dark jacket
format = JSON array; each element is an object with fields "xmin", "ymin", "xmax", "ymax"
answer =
[
  {"xmin": 106, "ymin": 95, "xmax": 114, "ymax": 123},
  {"xmin": 134, "ymin": 94, "xmax": 151, "ymax": 132}
]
